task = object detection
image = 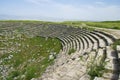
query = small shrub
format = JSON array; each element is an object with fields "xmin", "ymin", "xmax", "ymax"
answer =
[
  {"xmin": 87, "ymin": 63, "xmax": 105, "ymax": 80},
  {"xmin": 68, "ymin": 48, "xmax": 76, "ymax": 55},
  {"xmin": 112, "ymin": 26, "xmax": 119, "ymax": 29},
  {"xmin": 87, "ymin": 52, "xmax": 106, "ymax": 80},
  {"xmin": 79, "ymin": 56, "xmax": 83, "ymax": 60},
  {"xmin": 25, "ymin": 66, "xmax": 37, "ymax": 80},
  {"xmin": 112, "ymin": 39, "xmax": 120, "ymax": 49},
  {"xmin": 6, "ymin": 70, "xmax": 20, "ymax": 80}
]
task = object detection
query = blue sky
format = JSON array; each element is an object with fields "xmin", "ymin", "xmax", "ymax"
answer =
[{"xmin": 0, "ymin": 0, "xmax": 120, "ymax": 21}]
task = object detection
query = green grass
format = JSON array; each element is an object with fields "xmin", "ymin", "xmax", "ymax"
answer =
[
  {"xmin": 87, "ymin": 63, "xmax": 105, "ymax": 80},
  {"xmin": 60, "ymin": 21, "xmax": 120, "ymax": 30},
  {"xmin": 87, "ymin": 52, "xmax": 106, "ymax": 80},
  {"xmin": 0, "ymin": 20, "xmax": 60, "ymax": 26},
  {"xmin": 87, "ymin": 59, "xmax": 106, "ymax": 80},
  {"xmin": 68, "ymin": 48, "xmax": 76, "ymax": 55},
  {"xmin": 85, "ymin": 21, "xmax": 120, "ymax": 29},
  {"xmin": 1, "ymin": 20, "xmax": 120, "ymax": 30},
  {"xmin": 0, "ymin": 33, "xmax": 61, "ymax": 80},
  {"xmin": 112, "ymin": 39, "xmax": 120, "ymax": 49}
]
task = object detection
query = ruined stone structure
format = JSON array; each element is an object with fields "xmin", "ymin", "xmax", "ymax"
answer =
[
  {"xmin": 0, "ymin": 22, "xmax": 120, "ymax": 80},
  {"xmin": 38, "ymin": 25, "xmax": 120, "ymax": 80}
]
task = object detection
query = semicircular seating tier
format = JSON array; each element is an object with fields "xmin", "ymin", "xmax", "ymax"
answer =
[{"xmin": 38, "ymin": 24, "xmax": 120, "ymax": 80}]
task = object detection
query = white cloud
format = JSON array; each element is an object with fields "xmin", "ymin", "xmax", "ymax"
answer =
[
  {"xmin": 95, "ymin": 1, "xmax": 105, "ymax": 5},
  {"xmin": 26, "ymin": 0, "xmax": 54, "ymax": 5},
  {"xmin": 24, "ymin": 0, "xmax": 120, "ymax": 21}
]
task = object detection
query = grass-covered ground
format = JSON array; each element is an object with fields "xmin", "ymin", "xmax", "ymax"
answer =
[
  {"xmin": 85, "ymin": 21, "xmax": 120, "ymax": 29},
  {"xmin": 1, "ymin": 20, "xmax": 120, "ymax": 29},
  {"xmin": 0, "ymin": 30, "xmax": 61, "ymax": 80},
  {"xmin": 60, "ymin": 20, "xmax": 120, "ymax": 29}
]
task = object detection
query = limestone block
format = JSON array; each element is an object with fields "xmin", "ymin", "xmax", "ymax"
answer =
[
  {"xmin": 94, "ymin": 77, "xmax": 105, "ymax": 80},
  {"xmin": 117, "ymin": 45, "xmax": 120, "ymax": 58},
  {"xmin": 79, "ymin": 74, "xmax": 90, "ymax": 80},
  {"xmin": 103, "ymin": 72, "xmax": 113, "ymax": 79}
]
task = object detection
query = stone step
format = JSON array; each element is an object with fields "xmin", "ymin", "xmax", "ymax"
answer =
[
  {"xmin": 95, "ymin": 30, "xmax": 117, "ymax": 40},
  {"xmin": 89, "ymin": 32, "xmax": 106, "ymax": 48},
  {"xmin": 104, "ymin": 46, "xmax": 120, "ymax": 80},
  {"xmin": 77, "ymin": 36, "xmax": 85, "ymax": 54},
  {"xmin": 82, "ymin": 33, "xmax": 99, "ymax": 50},
  {"xmin": 68, "ymin": 35, "xmax": 78, "ymax": 51},
  {"xmin": 93, "ymin": 31, "xmax": 114, "ymax": 45},
  {"xmin": 82, "ymin": 35, "xmax": 93, "ymax": 53},
  {"xmin": 117, "ymin": 45, "xmax": 120, "ymax": 58},
  {"xmin": 86, "ymin": 51, "xmax": 96, "ymax": 62},
  {"xmin": 91, "ymin": 31, "xmax": 108, "ymax": 46},
  {"xmin": 58, "ymin": 36, "xmax": 70, "ymax": 54}
]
